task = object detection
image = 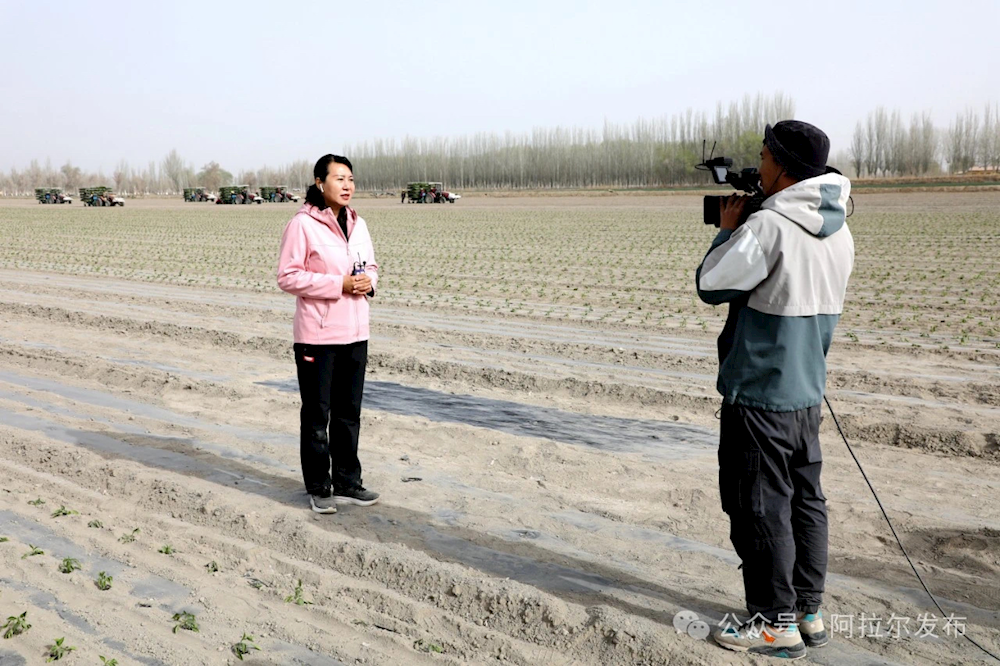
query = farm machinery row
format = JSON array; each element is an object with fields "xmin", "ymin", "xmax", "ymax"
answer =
[
  {"xmin": 36, "ymin": 186, "xmax": 124, "ymax": 206},
  {"xmin": 184, "ymin": 186, "xmax": 300, "ymax": 204}
]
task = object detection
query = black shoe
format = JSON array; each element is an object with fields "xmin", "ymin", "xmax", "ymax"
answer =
[{"xmin": 333, "ymin": 486, "xmax": 380, "ymax": 507}]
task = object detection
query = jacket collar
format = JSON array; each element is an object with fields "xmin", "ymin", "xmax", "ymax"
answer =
[
  {"xmin": 760, "ymin": 173, "xmax": 851, "ymax": 238},
  {"xmin": 299, "ymin": 203, "xmax": 357, "ymax": 240}
]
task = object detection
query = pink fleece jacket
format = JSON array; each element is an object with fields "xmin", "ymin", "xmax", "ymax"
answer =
[{"xmin": 276, "ymin": 204, "xmax": 379, "ymax": 345}]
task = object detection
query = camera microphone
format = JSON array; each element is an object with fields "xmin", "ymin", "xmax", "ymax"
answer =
[{"xmin": 695, "ymin": 141, "xmax": 765, "ymax": 227}]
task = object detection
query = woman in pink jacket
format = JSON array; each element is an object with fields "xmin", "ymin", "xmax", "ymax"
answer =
[{"xmin": 277, "ymin": 154, "xmax": 380, "ymax": 514}]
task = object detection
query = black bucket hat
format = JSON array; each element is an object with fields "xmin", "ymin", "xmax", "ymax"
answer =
[{"xmin": 764, "ymin": 120, "xmax": 836, "ymax": 179}]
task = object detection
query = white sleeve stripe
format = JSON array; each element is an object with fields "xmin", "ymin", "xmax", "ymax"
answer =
[{"xmin": 699, "ymin": 226, "xmax": 768, "ymax": 293}]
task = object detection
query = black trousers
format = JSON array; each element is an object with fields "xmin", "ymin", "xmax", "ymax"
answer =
[
  {"xmin": 294, "ymin": 341, "xmax": 367, "ymax": 496},
  {"xmin": 719, "ymin": 402, "xmax": 827, "ymax": 623}
]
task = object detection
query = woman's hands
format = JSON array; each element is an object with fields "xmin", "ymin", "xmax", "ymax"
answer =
[{"xmin": 342, "ymin": 273, "xmax": 372, "ymax": 295}]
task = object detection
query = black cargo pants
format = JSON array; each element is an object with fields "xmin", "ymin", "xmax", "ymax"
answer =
[
  {"xmin": 719, "ymin": 402, "xmax": 827, "ymax": 623},
  {"xmin": 294, "ymin": 341, "xmax": 367, "ymax": 496}
]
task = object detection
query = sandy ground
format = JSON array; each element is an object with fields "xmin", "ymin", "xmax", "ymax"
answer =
[{"xmin": 0, "ymin": 195, "xmax": 998, "ymax": 665}]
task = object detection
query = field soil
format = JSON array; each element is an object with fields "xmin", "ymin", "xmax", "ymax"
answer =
[{"xmin": 0, "ymin": 194, "xmax": 998, "ymax": 665}]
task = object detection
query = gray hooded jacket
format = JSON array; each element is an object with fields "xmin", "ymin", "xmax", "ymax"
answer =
[{"xmin": 696, "ymin": 173, "xmax": 855, "ymax": 411}]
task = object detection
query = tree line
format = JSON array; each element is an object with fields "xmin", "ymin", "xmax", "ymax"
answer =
[
  {"xmin": 847, "ymin": 103, "xmax": 1000, "ymax": 178},
  {"xmin": 344, "ymin": 93, "xmax": 795, "ymax": 191},
  {"xmin": 3, "ymin": 95, "xmax": 998, "ymax": 196}
]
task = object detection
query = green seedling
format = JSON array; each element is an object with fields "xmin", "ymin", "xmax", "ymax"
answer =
[
  {"xmin": 46, "ymin": 636, "xmax": 75, "ymax": 661},
  {"xmin": 118, "ymin": 528, "xmax": 140, "ymax": 544},
  {"xmin": 28, "ymin": 498, "xmax": 45, "ymax": 506},
  {"xmin": 284, "ymin": 579, "xmax": 313, "ymax": 606},
  {"xmin": 158, "ymin": 545, "xmax": 174, "ymax": 555},
  {"xmin": 231, "ymin": 632, "xmax": 261, "ymax": 661},
  {"xmin": 95, "ymin": 571, "xmax": 113, "ymax": 591},
  {"xmin": 171, "ymin": 611, "xmax": 199, "ymax": 634},
  {"xmin": 58, "ymin": 557, "xmax": 82, "ymax": 574},
  {"xmin": 100, "ymin": 658, "xmax": 118, "ymax": 666},
  {"xmin": 51, "ymin": 506, "xmax": 78, "ymax": 518},
  {"xmin": 413, "ymin": 638, "xmax": 444, "ymax": 653},
  {"xmin": 21, "ymin": 544, "xmax": 44, "ymax": 559},
  {"xmin": 0, "ymin": 537, "xmax": 8, "ymax": 542},
  {"xmin": 205, "ymin": 561, "xmax": 219, "ymax": 573},
  {"xmin": 87, "ymin": 520, "xmax": 103, "ymax": 528},
  {"xmin": 2, "ymin": 611, "xmax": 31, "ymax": 639}
]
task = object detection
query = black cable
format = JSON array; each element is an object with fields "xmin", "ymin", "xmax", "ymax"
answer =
[{"xmin": 824, "ymin": 395, "xmax": 1000, "ymax": 662}]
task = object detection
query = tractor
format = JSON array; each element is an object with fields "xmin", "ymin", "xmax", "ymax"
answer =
[
  {"xmin": 261, "ymin": 186, "xmax": 300, "ymax": 203},
  {"xmin": 80, "ymin": 186, "xmax": 124, "ymax": 206},
  {"xmin": 183, "ymin": 187, "xmax": 215, "ymax": 202},
  {"xmin": 35, "ymin": 188, "xmax": 72, "ymax": 204},
  {"xmin": 404, "ymin": 181, "xmax": 460, "ymax": 203},
  {"xmin": 217, "ymin": 185, "xmax": 263, "ymax": 204}
]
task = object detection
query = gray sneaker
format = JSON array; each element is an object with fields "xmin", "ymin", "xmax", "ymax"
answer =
[
  {"xmin": 310, "ymin": 494, "xmax": 337, "ymax": 514},
  {"xmin": 796, "ymin": 611, "xmax": 828, "ymax": 648},
  {"xmin": 713, "ymin": 620, "xmax": 806, "ymax": 659},
  {"xmin": 333, "ymin": 487, "xmax": 380, "ymax": 507}
]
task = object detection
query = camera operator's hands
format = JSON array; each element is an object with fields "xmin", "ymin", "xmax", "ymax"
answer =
[
  {"xmin": 720, "ymin": 194, "xmax": 749, "ymax": 231},
  {"xmin": 343, "ymin": 274, "xmax": 372, "ymax": 296}
]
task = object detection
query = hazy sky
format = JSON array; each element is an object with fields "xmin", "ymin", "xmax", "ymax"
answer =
[{"xmin": 3, "ymin": 0, "xmax": 998, "ymax": 174}]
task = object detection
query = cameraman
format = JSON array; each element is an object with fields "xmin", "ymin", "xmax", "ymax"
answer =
[{"xmin": 695, "ymin": 121, "xmax": 854, "ymax": 659}]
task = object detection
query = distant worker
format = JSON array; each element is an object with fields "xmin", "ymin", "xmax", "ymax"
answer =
[{"xmin": 277, "ymin": 153, "xmax": 381, "ymax": 514}]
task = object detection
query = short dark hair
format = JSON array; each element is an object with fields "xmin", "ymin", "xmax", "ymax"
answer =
[{"xmin": 305, "ymin": 154, "xmax": 354, "ymax": 209}]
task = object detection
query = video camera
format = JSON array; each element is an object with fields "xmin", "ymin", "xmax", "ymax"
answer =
[{"xmin": 696, "ymin": 141, "xmax": 765, "ymax": 228}]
